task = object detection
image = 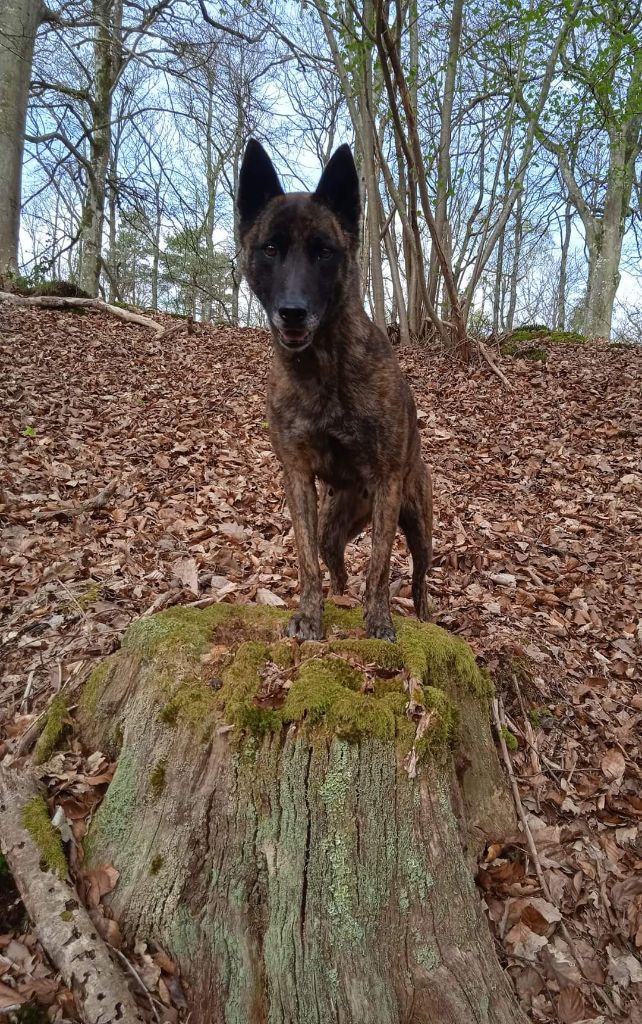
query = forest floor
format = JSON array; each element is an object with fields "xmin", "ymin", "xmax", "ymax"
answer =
[{"xmin": 0, "ymin": 304, "xmax": 641, "ymax": 1024}]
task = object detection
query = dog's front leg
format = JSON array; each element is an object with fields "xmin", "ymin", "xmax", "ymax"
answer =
[
  {"xmin": 365, "ymin": 475, "xmax": 402, "ymax": 641},
  {"xmin": 283, "ymin": 470, "xmax": 324, "ymax": 640}
]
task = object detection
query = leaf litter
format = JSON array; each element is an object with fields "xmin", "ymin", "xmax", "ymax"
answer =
[{"xmin": 0, "ymin": 306, "xmax": 641, "ymax": 1022}]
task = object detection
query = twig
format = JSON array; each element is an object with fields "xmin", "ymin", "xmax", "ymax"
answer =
[
  {"xmin": 33, "ymin": 479, "xmax": 118, "ymax": 521},
  {"xmin": 477, "ymin": 338, "xmax": 512, "ymax": 388},
  {"xmin": 20, "ymin": 670, "xmax": 36, "ymax": 714},
  {"xmin": 112, "ymin": 947, "xmax": 161, "ymax": 1023},
  {"xmin": 492, "ymin": 698, "xmax": 618, "ymax": 1016}
]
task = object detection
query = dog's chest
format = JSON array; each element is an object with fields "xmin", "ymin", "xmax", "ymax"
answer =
[{"xmin": 273, "ymin": 387, "xmax": 376, "ymax": 485}]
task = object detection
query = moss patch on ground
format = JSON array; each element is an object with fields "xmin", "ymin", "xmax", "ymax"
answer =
[
  {"xmin": 33, "ymin": 695, "xmax": 69, "ymax": 765},
  {"xmin": 502, "ymin": 326, "xmax": 587, "ymax": 360},
  {"xmin": 22, "ymin": 796, "xmax": 67, "ymax": 878}
]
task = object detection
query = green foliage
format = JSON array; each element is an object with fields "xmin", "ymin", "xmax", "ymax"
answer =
[
  {"xmin": 22, "ymin": 425, "xmax": 37, "ymax": 438},
  {"xmin": 160, "ymin": 227, "xmax": 233, "ymax": 319}
]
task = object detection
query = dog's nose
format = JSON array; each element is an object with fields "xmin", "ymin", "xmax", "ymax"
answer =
[{"xmin": 279, "ymin": 305, "xmax": 307, "ymax": 326}]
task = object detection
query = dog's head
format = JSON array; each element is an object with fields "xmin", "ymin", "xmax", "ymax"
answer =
[{"xmin": 237, "ymin": 139, "xmax": 361, "ymax": 353}]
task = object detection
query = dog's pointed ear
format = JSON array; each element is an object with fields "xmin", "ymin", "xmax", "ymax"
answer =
[
  {"xmin": 313, "ymin": 144, "xmax": 361, "ymax": 238},
  {"xmin": 238, "ymin": 139, "xmax": 284, "ymax": 239}
]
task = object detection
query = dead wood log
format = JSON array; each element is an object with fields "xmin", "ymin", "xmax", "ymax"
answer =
[
  {"xmin": 0, "ymin": 290, "xmax": 165, "ymax": 335},
  {"xmin": 76, "ymin": 601, "xmax": 527, "ymax": 1024},
  {"xmin": 0, "ymin": 765, "xmax": 145, "ymax": 1024}
]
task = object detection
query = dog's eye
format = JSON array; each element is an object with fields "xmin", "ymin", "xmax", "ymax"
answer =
[
  {"xmin": 318, "ymin": 247, "xmax": 333, "ymax": 261},
  {"xmin": 263, "ymin": 244, "xmax": 277, "ymax": 258}
]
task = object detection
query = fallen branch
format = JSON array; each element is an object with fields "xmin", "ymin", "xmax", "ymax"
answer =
[
  {"xmin": 477, "ymin": 339, "xmax": 512, "ymax": 388},
  {"xmin": 0, "ymin": 291, "xmax": 164, "ymax": 336},
  {"xmin": 33, "ymin": 479, "xmax": 119, "ymax": 521},
  {"xmin": 0, "ymin": 765, "xmax": 145, "ymax": 1023}
]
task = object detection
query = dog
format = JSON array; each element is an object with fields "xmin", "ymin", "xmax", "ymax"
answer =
[{"xmin": 237, "ymin": 139, "xmax": 432, "ymax": 642}]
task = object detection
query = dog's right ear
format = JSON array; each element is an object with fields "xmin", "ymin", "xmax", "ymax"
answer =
[{"xmin": 237, "ymin": 139, "xmax": 284, "ymax": 239}]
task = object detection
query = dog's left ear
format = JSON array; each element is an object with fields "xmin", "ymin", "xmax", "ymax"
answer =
[
  {"xmin": 238, "ymin": 139, "xmax": 284, "ymax": 239},
  {"xmin": 313, "ymin": 145, "xmax": 361, "ymax": 238}
]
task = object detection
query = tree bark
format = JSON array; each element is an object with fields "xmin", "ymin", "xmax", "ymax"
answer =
[
  {"xmin": 506, "ymin": 192, "xmax": 522, "ymax": 333},
  {"xmin": 429, "ymin": 0, "xmax": 463, "ymax": 312},
  {"xmin": 556, "ymin": 198, "xmax": 572, "ymax": 330},
  {"xmin": 78, "ymin": 0, "xmax": 120, "ymax": 297},
  {"xmin": 0, "ymin": 0, "xmax": 44, "ymax": 278},
  {"xmin": 77, "ymin": 601, "xmax": 525, "ymax": 1024}
]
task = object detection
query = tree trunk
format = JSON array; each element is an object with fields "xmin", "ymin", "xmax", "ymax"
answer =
[
  {"xmin": 506, "ymin": 192, "xmax": 522, "ymax": 333},
  {"xmin": 0, "ymin": 0, "xmax": 43, "ymax": 278},
  {"xmin": 556, "ymin": 199, "xmax": 572, "ymax": 330},
  {"xmin": 584, "ymin": 216, "xmax": 623, "ymax": 340},
  {"xmin": 77, "ymin": 601, "xmax": 524, "ymax": 1024},
  {"xmin": 429, "ymin": 0, "xmax": 463, "ymax": 310},
  {"xmin": 78, "ymin": 0, "xmax": 118, "ymax": 297},
  {"xmin": 492, "ymin": 227, "xmax": 505, "ymax": 335},
  {"xmin": 358, "ymin": 0, "xmax": 386, "ymax": 332}
]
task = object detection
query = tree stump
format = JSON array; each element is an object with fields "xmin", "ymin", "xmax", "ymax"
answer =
[{"xmin": 78, "ymin": 602, "xmax": 525, "ymax": 1024}]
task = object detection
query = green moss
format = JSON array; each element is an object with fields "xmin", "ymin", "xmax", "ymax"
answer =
[
  {"xmin": 322, "ymin": 602, "xmax": 366, "ymax": 632},
  {"xmin": 60, "ymin": 910, "xmax": 74, "ymax": 922},
  {"xmin": 415, "ymin": 686, "xmax": 458, "ymax": 755},
  {"xmin": 15, "ymin": 1004, "xmax": 50, "ymax": 1024},
  {"xmin": 269, "ymin": 639, "xmax": 295, "ymax": 668},
  {"xmin": 122, "ymin": 603, "xmax": 287, "ymax": 665},
  {"xmin": 522, "ymin": 346, "xmax": 548, "ymax": 362},
  {"xmin": 500, "ymin": 725, "xmax": 519, "ymax": 752},
  {"xmin": 150, "ymin": 758, "xmax": 167, "ymax": 798},
  {"xmin": 79, "ymin": 657, "xmax": 115, "ymax": 716},
  {"xmin": 217, "ymin": 640, "xmax": 277, "ymax": 735},
  {"xmin": 500, "ymin": 340, "xmax": 518, "ymax": 356},
  {"xmin": 324, "ymin": 638, "xmax": 404, "ymax": 671},
  {"xmin": 22, "ymin": 796, "xmax": 67, "ymax": 878},
  {"xmin": 281, "ymin": 658, "xmax": 397, "ymax": 741},
  {"xmin": 122, "ymin": 605, "xmax": 232, "ymax": 662},
  {"xmin": 548, "ymin": 329, "xmax": 586, "ymax": 344},
  {"xmin": 85, "ymin": 749, "xmax": 137, "ymax": 863},
  {"xmin": 396, "ymin": 620, "xmax": 491, "ymax": 700},
  {"xmin": 159, "ymin": 680, "xmax": 220, "ymax": 739},
  {"xmin": 33, "ymin": 695, "xmax": 69, "ymax": 765},
  {"xmin": 150, "ymin": 854, "xmax": 163, "ymax": 875}
]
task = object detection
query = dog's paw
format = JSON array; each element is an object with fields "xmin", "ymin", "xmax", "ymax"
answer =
[
  {"xmin": 285, "ymin": 613, "xmax": 324, "ymax": 641},
  {"xmin": 365, "ymin": 618, "xmax": 397, "ymax": 643}
]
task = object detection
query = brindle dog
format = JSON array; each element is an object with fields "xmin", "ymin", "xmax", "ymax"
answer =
[{"xmin": 238, "ymin": 139, "xmax": 433, "ymax": 641}]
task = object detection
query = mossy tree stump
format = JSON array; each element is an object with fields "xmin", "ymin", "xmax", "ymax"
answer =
[{"xmin": 78, "ymin": 602, "xmax": 525, "ymax": 1024}]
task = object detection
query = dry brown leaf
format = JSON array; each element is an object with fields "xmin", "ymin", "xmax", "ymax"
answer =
[
  {"xmin": 557, "ymin": 987, "xmax": 589, "ymax": 1024},
  {"xmin": 256, "ymin": 587, "xmax": 286, "ymax": 607},
  {"xmin": 0, "ymin": 980, "xmax": 26, "ymax": 1009},
  {"xmin": 601, "ymin": 748, "xmax": 626, "ymax": 782}
]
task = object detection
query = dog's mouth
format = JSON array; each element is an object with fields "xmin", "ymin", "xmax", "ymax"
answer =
[{"xmin": 277, "ymin": 328, "xmax": 312, "ymax": 352}]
